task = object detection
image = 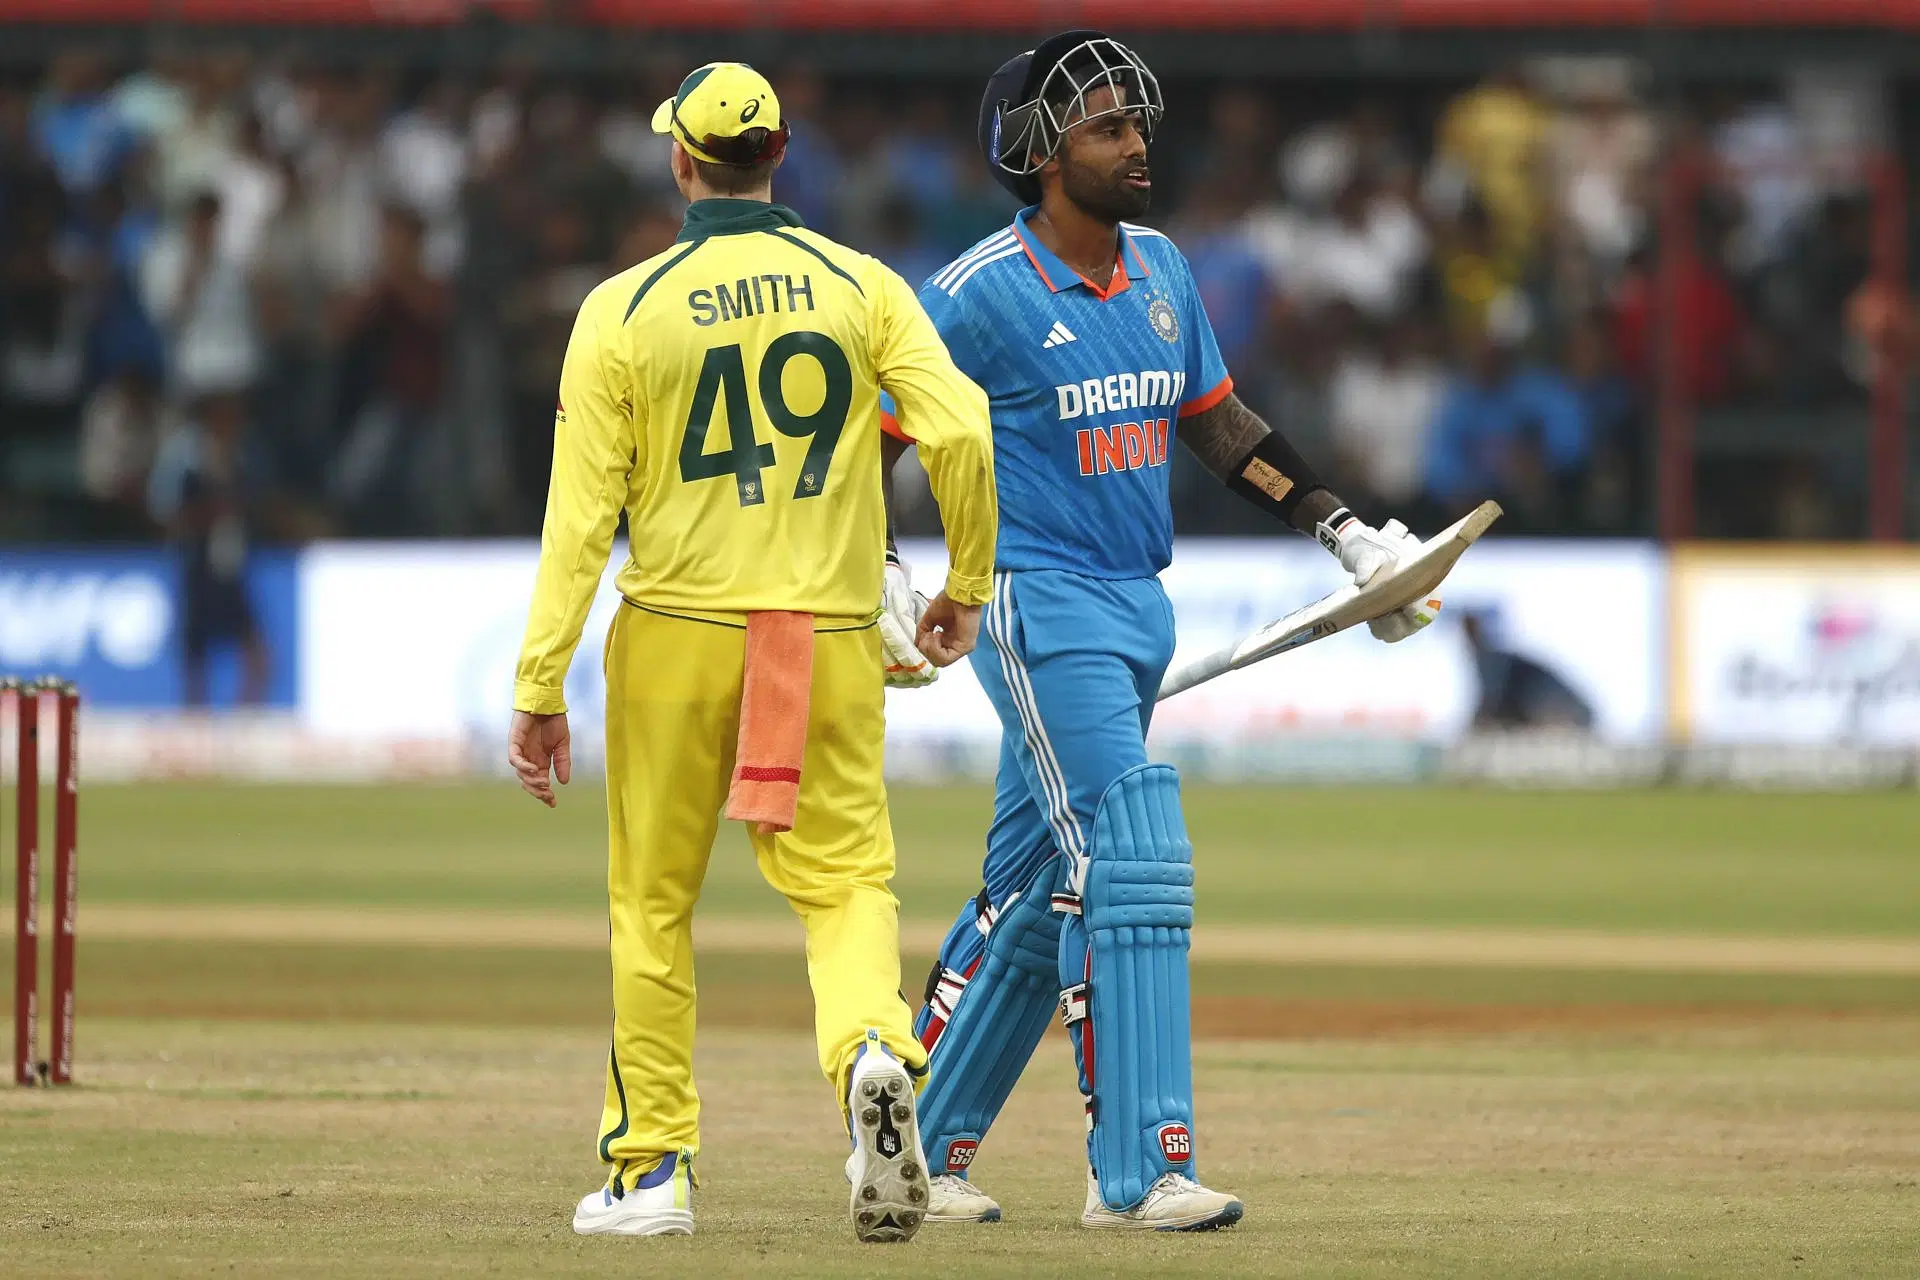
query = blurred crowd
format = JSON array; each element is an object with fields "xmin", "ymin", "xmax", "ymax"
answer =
[
  {"xmin": 1147, "ymin": 60, "xmax": 1899, "ymax": 540},
  {"xmin": 0, "ymin": 48, "xmax": 1903, "ymax": 549}
]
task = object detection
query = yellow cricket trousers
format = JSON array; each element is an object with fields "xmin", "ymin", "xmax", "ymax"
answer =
[{"xmin": 595, "ymin": 601, "xmax": 927, "ymax": 1191}]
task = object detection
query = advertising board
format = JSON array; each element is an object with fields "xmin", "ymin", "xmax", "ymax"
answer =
[
  {"xmin": 1670, "ymin": 547, "xmax": 1920, "ymax": 746},
  {"xmin": 0, "ymin": 547, "xmax": 298, "ymax": 707},
  {"xmin": 884, "ymin": 538, "xmax": 1663, "ymax": 751},
  {"xmin": 296, "ymin": 539, "xmax": 1663, "ymax": 764}
]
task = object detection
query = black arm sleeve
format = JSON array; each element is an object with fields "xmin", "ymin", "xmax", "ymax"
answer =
[{"xmin": 1223, "ymin": 429, "xmax": 1329, "ymax": 527}]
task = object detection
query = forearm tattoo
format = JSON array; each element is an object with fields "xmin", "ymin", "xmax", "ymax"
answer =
[
  {"xmin": 1177, "ymin": 394, "xmax": 1271, "ymax": 481},
  {"xmin": 1178, "ymin": 392, "xmax": 1342, "ymax": 536}
]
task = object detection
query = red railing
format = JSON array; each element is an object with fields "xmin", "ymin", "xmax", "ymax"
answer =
[
  {"xmin": 1656, "ymin": 153, "xmax": 1908, "ymax": 542},
  {"xmin": 0, "ymin": 0, "xmax": 1916, "ymax": 27},
  {"xmin": 1868, "ymin": 157, "xmax": 1909, "ymax": 542}
]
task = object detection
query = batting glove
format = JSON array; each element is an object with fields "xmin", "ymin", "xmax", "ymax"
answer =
[
  {"xmin": 880, "ymin": 557, "xmax": 938, "ymax": 687},
  {"xmin": 1318, "ymin": 513, "xmax": 1443, "ymax": 644}
]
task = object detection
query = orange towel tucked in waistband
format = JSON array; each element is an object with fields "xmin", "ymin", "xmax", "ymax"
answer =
[{"xmin": 726, "ymin": 611, "xmax": 814, "ymax": 835}]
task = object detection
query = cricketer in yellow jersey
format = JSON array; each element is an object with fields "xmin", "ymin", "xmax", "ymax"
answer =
[{"xmin": 505, "ymin": 62, "xmax": 999, "ymax": 1244}]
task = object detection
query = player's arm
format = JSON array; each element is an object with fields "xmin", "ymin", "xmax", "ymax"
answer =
[
  {"xmin": 515, "ymin": 295, "xmax": 636, "ymax": 712},
  {"xmin": 871, "ymin": 267, "xmax": 998, "ymax": 663},
  {"xmin": 1179, "ymin": 390, "xmax": 1437, "ymax": 644},
  {"xmin": 1164, "ymin": 231, "xmax": 1435, "ymax": 640},
  {"xmin": 509, "ymin": 291, "xmax": 638, "ymax": 801},
  {"xmin": 1166, "ymin": 252, "xmax": 1349, "ymax": 539},
  {"xmin": 1177, "ymin": 391, "xmax": 1343, "ymax": 537}
]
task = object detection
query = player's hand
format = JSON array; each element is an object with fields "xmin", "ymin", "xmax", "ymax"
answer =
[
  {"xmin": 1370, "ymin": 586, "xmax": 1441, "ymax": 642},
  {"xmin": 878, "ymin": 558, "xmax": 938, "ymax": 688},
  {"xmin": 915, "ymin": 591, "xmax": 981, "ymax": 667},
  {"xmin": 1320, "ymin": 515, "xmax": 1442, "ymax": 644},
  {"xmin": 508, "ymin": 710, "xmax": 572, "ymax": 807}
]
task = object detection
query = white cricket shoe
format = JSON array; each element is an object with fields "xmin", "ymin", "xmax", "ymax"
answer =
[
  {"xmin": 571, "ymin": 1149, "xmax": 694, "ymax": 1237},
  {"xmin": 842, "ymin": 1160, "xmax": 998, "ymax": 1222},
  {"xmin": 927, "ymin": 1173, "xmax": 1002, "ymax": 1223},
  {"xmin": 844, "ymin": 1030, "xmax": 929, "ymax": 1243},
  {"xmin": 1081, "ymin": 1169, "xmax": 1244, "ymax": 1232}
]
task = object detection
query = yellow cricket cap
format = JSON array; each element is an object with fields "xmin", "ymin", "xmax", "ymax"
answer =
[{"xmin": 651, "ymin": 62, "xmax": 787, "ymax": 166}]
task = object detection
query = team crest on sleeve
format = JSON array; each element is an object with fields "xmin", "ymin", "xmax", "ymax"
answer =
[{"xmin": 1144, "ymin": 287, "xmax": 1180, "ymax": 344}]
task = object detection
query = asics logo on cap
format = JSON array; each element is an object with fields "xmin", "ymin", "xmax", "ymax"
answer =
[{"xmin": 650, "ymin": 62, "xmax": 788, "ymax": 166}]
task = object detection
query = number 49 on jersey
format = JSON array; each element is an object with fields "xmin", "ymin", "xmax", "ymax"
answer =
[{"xmin": 679, "ymin": 331, "xmax": 851, "ymax": 507}]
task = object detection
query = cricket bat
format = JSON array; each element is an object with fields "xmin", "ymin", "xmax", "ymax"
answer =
[{"xmin": 1156, "ymin": 500, "xmax": 1503, "ymax": 702}]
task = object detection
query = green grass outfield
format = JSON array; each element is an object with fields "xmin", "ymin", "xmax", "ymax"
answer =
[
  {"xmin": 3, "ymin": 784, "xmax": 1920, "ymax": 1276},
  {"xmin": 52, "ymin": 782, "xmax": 1920, "ymax": 934}
]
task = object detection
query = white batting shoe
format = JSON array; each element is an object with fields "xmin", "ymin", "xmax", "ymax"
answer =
[
  {"xmin": 927, "ymin": 1173, "xmax": 1002, "ymax": 1223},
  {"xmin": 1081, "ymin": 1169, "xmax": 1244, "ymax": 1232},
  {"xmin": 845, "ymin": 1030, "xmax": 929, "ymax": 1243},
  {"xmin": 842, "ymin": 1160, "xmax": 998, "ymax": 1221},
  {"xmin": 572, "ymin": 1150, "xmax": 694, "ymax": 1236}
]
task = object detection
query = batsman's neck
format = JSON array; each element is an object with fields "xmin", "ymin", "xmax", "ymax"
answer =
[
  {"xmin": 1028, "ymin": 191, "xmax": 1119, "ymax": 287},
  {"xmin": 685, "ymin": 180, "xmax": 772, "ymax": 203}
]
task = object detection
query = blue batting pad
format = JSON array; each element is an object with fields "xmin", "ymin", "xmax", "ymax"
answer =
[
  {"xmin": 916, "ymin": 856, "xmax": 1064, "ymax": 1176},
  {"xmin": 1076, "ymin": 763, "xmax": 1196, "ymax": 1211}
]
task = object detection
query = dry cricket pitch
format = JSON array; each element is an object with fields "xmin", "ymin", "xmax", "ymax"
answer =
[{"xmin": 5, "ymin": 1017, "xmax": 1919, "ymax": 1278}]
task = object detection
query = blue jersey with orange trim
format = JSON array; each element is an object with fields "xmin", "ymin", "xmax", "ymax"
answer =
[{"xmin": 884, "ymin": 207, "xmax": 1231, "ymax": 580}]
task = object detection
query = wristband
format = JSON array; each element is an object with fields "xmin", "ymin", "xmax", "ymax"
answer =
[{"xmin": 1314, "ymin": 506, "xmax": 1359, "ymax": 557}]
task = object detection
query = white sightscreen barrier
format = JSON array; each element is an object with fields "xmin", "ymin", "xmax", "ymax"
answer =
[
  {"xmin": 887, "ymin": 538, "xmax": 1664, "ymax": 749},
  {"xmin": 297, "ymin": 539, "xmax": 1665, "ymax": 766}
]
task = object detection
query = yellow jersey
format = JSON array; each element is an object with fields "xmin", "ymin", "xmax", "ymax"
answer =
[{"xmin": 514, "ymin": 198, "xmax": 997, "ymax": 716}]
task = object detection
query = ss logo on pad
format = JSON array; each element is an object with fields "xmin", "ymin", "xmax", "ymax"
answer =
[{"xmin": 1157, "ymin": 1123, "xmax": 1192, "ymax": 1163}]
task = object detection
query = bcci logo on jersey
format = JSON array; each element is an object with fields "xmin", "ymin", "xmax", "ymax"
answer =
[{"xmin": 1145, "ymin": 288, "xmax": 1180, "ymax": 344}]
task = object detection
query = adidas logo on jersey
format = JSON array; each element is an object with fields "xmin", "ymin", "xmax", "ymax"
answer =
[{"xmin": 1041, "ymin": 321, "xmax": 1078, "ymax": 349}]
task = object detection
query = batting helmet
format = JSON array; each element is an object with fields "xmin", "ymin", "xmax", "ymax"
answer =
[{"xmin": 976, "ymin": 30, "xmax": 1163, "ymax": 206}]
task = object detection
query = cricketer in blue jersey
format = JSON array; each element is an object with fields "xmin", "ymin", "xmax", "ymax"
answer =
[{"xmin": 880, "ymin": 31, "xmax": 1443, "ymax": 1232}]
